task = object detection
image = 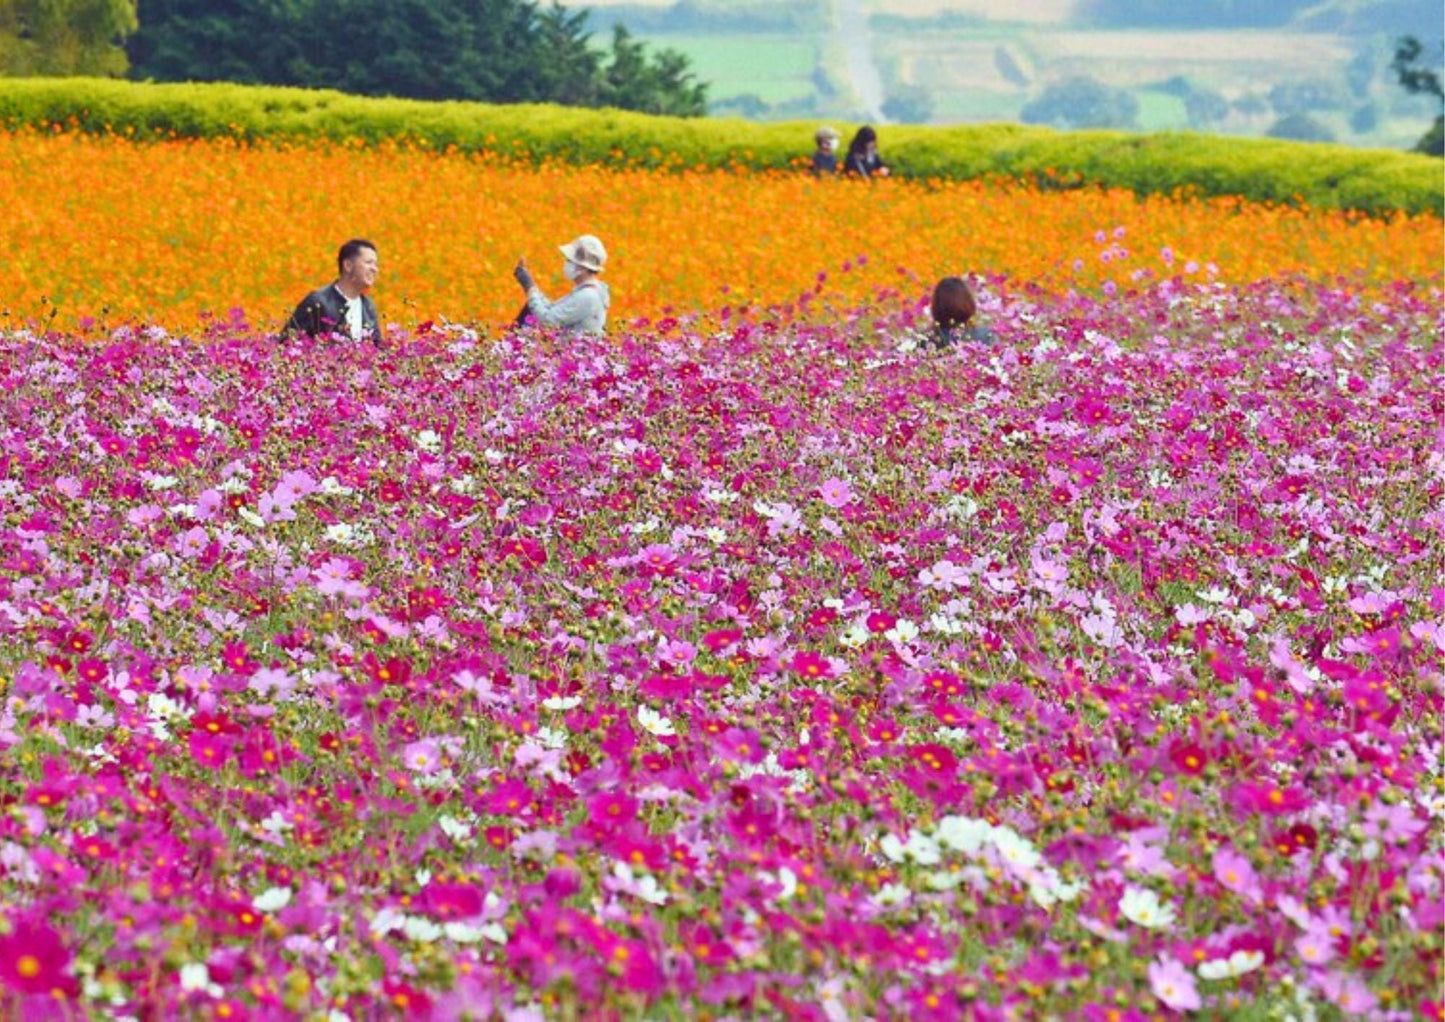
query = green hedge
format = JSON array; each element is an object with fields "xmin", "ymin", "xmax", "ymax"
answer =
[{"xmin": 1, "ymin": 77, "xmax": 1440, "ymax": 216}]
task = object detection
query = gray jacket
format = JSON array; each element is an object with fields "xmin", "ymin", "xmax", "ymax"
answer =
[{"xmin": 524, "ymin": 280, "xmax": 610, "ymax": 335}]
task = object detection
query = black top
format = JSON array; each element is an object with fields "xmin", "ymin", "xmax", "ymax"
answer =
[
  {"xmin": 843, "ymin": 151, "xmax": 888, "ymax": 178},
  {"xmin": 284, "ymin": 284, "xmax": 381, "ymax": 343},
  {"xmin": 811, "ymin": 151, "xmax": 838, "ymax": 175}
]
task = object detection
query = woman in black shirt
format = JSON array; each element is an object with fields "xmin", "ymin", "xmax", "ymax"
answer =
[{"xmin": 843, "ymin": 126, "xmax": 890, "ymax": 179}]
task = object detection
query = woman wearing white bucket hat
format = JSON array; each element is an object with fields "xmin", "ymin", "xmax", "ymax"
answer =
[{"xmin": 512, "ymin": 234, "xmax": 611, "ymax": 336}]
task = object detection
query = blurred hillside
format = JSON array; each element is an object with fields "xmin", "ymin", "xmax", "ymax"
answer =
[{"xmin": 570, "ymin": 0, "xmax": 1443, "ymax": 149}]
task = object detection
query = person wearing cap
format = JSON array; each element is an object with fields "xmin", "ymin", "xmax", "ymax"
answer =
[
  {"xmin": 811, "ymin": 126, "xmax": 840, "ymax": 175},
  {"xmin": 512, "ymin": 234, "xmax": 611, "ymax": 336}
]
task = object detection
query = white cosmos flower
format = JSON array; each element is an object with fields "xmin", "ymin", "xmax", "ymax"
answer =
[
  {"xmin": 906, "ymin": 830, "xmax": 943, "ymax": 865},
  {"xmin": 612, "ymin": 862, "xmax": 669, "ymax": 905},
  {"xmin": 839, "ymin": 623, "xmax": 870, "ymax": 648},
  {"xmin": 929, "ymin": 613, "xmax": 964, "ymax": 635},
  {"xmin": 928, "ymin": 869, "xmax": 965, "ymax": 891},
  {"xmin": 403, "ymin": 916, "xmax": 443, "ymax": 942},
  {"xmin": 872, "ymin": 883, "xmax": 912, "ymax": 907},
  {"xmin": 252, "ymin": 887, "xmax": 292, "ymax": 912},
  {"xmin": 237, "ymin": 507, "xmax": 266, "ymax": 528},
  {"xmin": 542, "ymin": 696, "xmax": 581, "ymax": 711},
  {"xmin": 773, "ymin": 867, "xmax": 798, "ymax": 900},
  {"xmin": 259, "ymin": 810, "xmax": 292, "ymax": 834},
  {"xmin": 146, "ymin": 693, "xmax": 184, "ymax": 721},
  {"xmin": 438, "ymin": 815, "xmax": 473, "ymax": 843},
  {"xmin": 992, "ymin": 826, "xmax": 1042, "ymax": 871},
  {"xmin": 444, "ymin": 922, "xmax": 486, "ymax": 943},
  {"xmin": 1198, "ymin": 950, "xmax": 1265, "ymax": 980},
  {"xmin": 884, "ymin": 619, "xmax": 919, "ymax": 645},
  {"xmin": 637, "ymin": 705, "xmax": 676, "ymax": 737},
  {"xmin": 936, "ymin": 815, "xmax": 994, "ymax": 856},
  {"xmin": 369, "ymin": 906, "xmax": 406, "ymax": 936},
  {"xmin": 1119, "ymin": 886, "xmax": 1177, "ymax": 929}
]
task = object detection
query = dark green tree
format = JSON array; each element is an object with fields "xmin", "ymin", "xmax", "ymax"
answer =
[
  {"xmin": 125, "ymin": 0, "xmax": 299, "ymax": 84},
  {"xmin": 1184, "ymin": 88, "xmax": 1228, "ymax": 129},
  {"xmin": 294, "ymin": 0, "xmax": 539, "ymax": 102},
  {"xmin": 882, "ymin": 84, "xmax": 933, "ymax": 125},
  {"xmin": 1020, "ymin": 76, "xmax": 1138, "ymax": 130},
  {"xmin": 597, "ymin": 25, "xmax": 705, "ymax": 116},
  {"xmin": 127, "ymin": 0, "xmax": 707, "ymax": 116},
  {"xmin": 1390, "ymin": 35, "xmax": 1443, "ymax": 155},
  {"xmin": 1266, "ymin": 112, "xmax": 1335, "ymax": 143},
  {"xmin": 1, "ymin": 0, "xmax": 137, "ymax": 74},
  {"xmin": 531, "ymin": 3, "xmax": 602, "ymax": 107}
]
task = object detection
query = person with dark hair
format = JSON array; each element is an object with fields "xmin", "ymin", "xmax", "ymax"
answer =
[
  {"xmin": 843, "ymin": 126, "xmax": 890, "ymax": 179},
  {"xmin": 811, "ymin": 126, "xmax": 841, "ymax": 175},
  {"xmin": 284, "ymin": 239, "xmax": 381, "ymax": 342},
  {"xmin": 930, "ymin": 276, "xmax": 992, "ymax": 348}
]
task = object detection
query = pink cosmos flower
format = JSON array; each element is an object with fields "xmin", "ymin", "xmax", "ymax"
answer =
[
  {"xmin": 248, "ymin": 666, "xmax": 295, "ymax": 699},
  {"xmin": 172, "ymin": 525, "xmax": 209, "ymax": 558},
  {"xmin": 0, "ymin": 915, "xmax": 76, "ymax": 997},
  {"xmin": 401, "ymin": 739, "xmax": 444, "ymax": 774},
  {"xmin": 657, "ymin": 639, "xmax": 697, "ymax": 669},
  {"xmin": 421, "ymin": 881, "xmax": 484, "ymax": 921},
  {"xmin": 1230, "ymin": 781, "xmax": 1310, "ymax": 816},
  {"xmin": 188, "ymin": 730, "xmax": 233, "ymax": 771},
  {"xmin": 195, "ymin": 488, "xmax": 224, "ymax": 519},
  {"xmin": 818, "ymin": 477, "xmax": 854, "ymax": 508},
  {"xmin": 1361, "ymin": 800, "xmax": 1425, "ymax": 845},
  {"xmin": 790, "ymin": 650, "xmax": 834, "ymax": 680},
  {"xmin": 1211, "ymin": 845, "xmax": 1263, "ymax": 905},
  {"xmin": 1315, "ymin": 970, "xmax": 1378, "ymax": 1015},
  {"xmin": 273, "ymin": 469, "xmax": 318, "ymax": 504},
  {"xmin": 1295, "ymin": 922, "xmax": 1337, "ymax": 967},
  {"xmin": 1148, "ymin": 954, "xmax": 1201, "ymax": 1012}
]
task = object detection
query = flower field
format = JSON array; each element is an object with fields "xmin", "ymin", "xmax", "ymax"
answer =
[
  {"xmin": 1, "ymin": 258, "xmax": 1442, "ymax": 1017},
  {"xmin": 1, "ymin": 128, "xmax": 1442, "ymax": 332}
]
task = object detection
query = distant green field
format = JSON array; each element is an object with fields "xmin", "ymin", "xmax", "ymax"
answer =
[
  {"xmin": 653, "ymin": 34, "xmax": 818, "ymax": 106},
  {"xmin": 930, "ymin": 91, "xmax": 1023, "ymax": 123}
]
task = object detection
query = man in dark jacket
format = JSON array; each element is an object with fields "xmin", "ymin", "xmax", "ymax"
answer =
[{"xmin": 284, "ymin": 239, "xmax": 381, "ymax": 342}]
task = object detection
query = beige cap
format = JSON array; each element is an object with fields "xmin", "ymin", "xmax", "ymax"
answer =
[
  {"xmin": 815, "ymin": 125, "xmax": 840, "ymax": 143},
  {"xmin": 559, "ymin": 234, "xmax": 607, "ymax": 273}
]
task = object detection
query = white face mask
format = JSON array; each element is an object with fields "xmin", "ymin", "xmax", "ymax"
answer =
[{"xmin": 563, "ymin": 261, "xmax": 582, "ymax": 282}]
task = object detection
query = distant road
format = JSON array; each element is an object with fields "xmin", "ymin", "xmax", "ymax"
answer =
[{"xmin": 836, "ymin": 0, "xmax": 887, "ymax": 123}]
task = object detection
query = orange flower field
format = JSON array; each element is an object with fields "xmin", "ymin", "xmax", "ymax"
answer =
[{"xmin": 2, "ymin": 128, "xmax": 1440, "ymax": 331}]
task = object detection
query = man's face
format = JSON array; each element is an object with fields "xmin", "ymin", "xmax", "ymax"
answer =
[{"xmin": 344, "ymin": 247, "xmax": 380, "ymax": 290}]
